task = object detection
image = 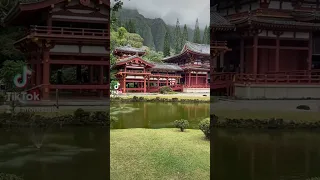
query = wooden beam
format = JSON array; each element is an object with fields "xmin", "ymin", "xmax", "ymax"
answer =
[{"xmin": 50, "ymin": 60, "xmax": 109, "ymax": 65}]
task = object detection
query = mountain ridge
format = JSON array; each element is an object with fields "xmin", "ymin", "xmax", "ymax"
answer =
[{"xmin": 117, "ymin": 8, "xmax": 206, "ymax": 52}]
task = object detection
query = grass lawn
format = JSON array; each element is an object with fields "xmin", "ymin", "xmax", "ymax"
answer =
[
  {"xmin": 117, "ymin": 94, "xmax": 210, "ymax": 101},
  {"xmin": 213, "ymin": 109, "xmax": 320, "ymax": 122},
  {"xmin": 110, "ymin": 128, "xmax": 210, "ymax": 180}
]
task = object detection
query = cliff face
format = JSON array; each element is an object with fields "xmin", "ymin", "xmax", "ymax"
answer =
[{"xmin": 117, "ymin": 9, "xmax": 204, "ymax": 52}]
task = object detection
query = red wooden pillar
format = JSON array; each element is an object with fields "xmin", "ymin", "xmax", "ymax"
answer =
[
  {"xmin": 275, "ymin": 35, "xmax": 280, "ymax": 72},
  {"xmin": 42, "ymin": 48, "xmax": 50, "ymax": 100},
  {"xmin": 123, "ymin": 75, "xmax": 126, "ymax": 93},
  {"xmin": 143, "ymin": 76, "xmax": 147, "ymax": 93},
  {"xmin": 188, "ymin": 72, "xmax": 191, "ymax": 87},
  {"xmin": 166, "ymin": 77, "xmax": 168, "ymax": 86},
  {"xmin": 240, "ymin": 38, "xmax": 244, "ymax": 73},
  {"xmin": 157, "ymin": 78, "xmax": 160, "ymax": 87},
  {"xmin": 253, "ymin": 35, "xmax": 258, "ymax": 74},
  {"xmin": 205, "ymin": 73, "xmax": 208, "ymax": 87},
  {"xmin": 308, "ymin": 32, "xmax": 313, "ymax": 71},
  {"xmin": 195, "ymin": 72, "xmax": 198, "ymax": 85}
]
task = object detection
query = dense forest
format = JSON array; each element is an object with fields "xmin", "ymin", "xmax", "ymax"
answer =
[{"xmin": 114, "ymin": 8, "xmax": 210, "ymax": 53}]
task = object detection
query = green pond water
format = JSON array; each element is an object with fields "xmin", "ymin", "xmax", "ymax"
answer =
[
  {"xmin": 0, "ymin": 102, "xmax": 209, "ymax": 180},
  {"xmin": 1, "ymin": 102, "xmax": 320, "ymax": 180},
  {"xmin": 0, "ymin": 127, "xmax": 109, "ymax": 180},
  {"xmin": 212, "ymin": 129, "xmax": 320, "ymax": 180},
  {"xmin": 110, "ymin": 102, "xmax": 210, "ymax": 129}
]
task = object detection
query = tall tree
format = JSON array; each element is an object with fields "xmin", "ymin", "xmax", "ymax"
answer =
[
  {"xmin": 202, "ymin": 25, "xmax": 208, "ymax": 44},
  {"xmin": 182, "ymin": 24, "xmax": 188, "ymax": 47},
  {"xmin": 174, "ymin": 19, "xmax": 182, "ymax": 54},
  {"xmin": 110, "ymin": 10, "xmax": 118, "ymax": 31},
  {"xmin": 163, "ymin": 31, "xmax": 170, "ymax": 57},
  {"xmin": 193, "ymin": 18, "xmax": 201, "ymax": 43},
  {"xmin": 130, "ymin": 20, "xmax": 136, "ymax": 33},
  {"xmin": 206, "ymin": 25, "xmax": 210, "ymax": 44}
]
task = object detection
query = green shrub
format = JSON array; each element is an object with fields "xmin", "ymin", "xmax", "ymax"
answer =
[
  {"xmin": 73, "ymin": 108, "xmax": 90, "ymax": 119},
  {"xmin": 0, "ymin": 173, "xmax": 23, "ymax": 180},
  {"xmin": 91, "ymin": 111, "xmax": 108, "ymax": 122},
  {"xmin": 296, "ymin": 105, "xmax": 310, "ymax": 110},
  {"xmin": 173, "ymin": 119, "xmax": 189, "ymax": 132},
  {"xmin": 132, "ymin": 96, "xmax": 139, "ymax": 101},
  {"xmin": 159, "ymin": 86, "xmax": 172, "ymax": 94},
  {"xmin": 199, "ymin": 118, "xmax": 210, "ymax": 139}
]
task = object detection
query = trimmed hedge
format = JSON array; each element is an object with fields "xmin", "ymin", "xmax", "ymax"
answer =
[
  {"xmin": 211, "ymin": 114, "xmax": 320, "ymax": 129},
  {"xmin": 0, "ymin": 108, "xmax": 114, "ymax": 128}
]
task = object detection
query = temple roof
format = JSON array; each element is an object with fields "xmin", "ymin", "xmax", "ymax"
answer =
[
  {"xmin": 112, "ymin": 55, "xmax": 182, "ymax": 71},
  {"xmin": 183, "ymin": 41, "xmax": 210, "ymax": 55},
  {"xmin": 114, "ymin": 45, "xmax": 146, "ymax": 54},
  {"xmin": 182, "ymin": 65, "xmax": 210, "ymax": 71},
  {"xmin": 3, "ymin": 0, "xmax": 110, "ymax": 25},
  {"xmin": 163, "ymin": 41, "xmax": 210, "ymax": 62},
  {"xmin": 210, "ymin": 5, "xmax": 235, "ymax": 31},
  {"xmin": 152, "ymin": 63, "xmax": 183, "ymax": 71}
]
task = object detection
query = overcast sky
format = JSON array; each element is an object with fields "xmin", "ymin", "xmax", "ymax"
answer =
[{"xmin": 119, "ymin": 0, "xmax": 210, "ymax": 29}]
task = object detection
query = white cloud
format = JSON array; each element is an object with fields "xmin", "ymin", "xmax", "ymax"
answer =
[{"xmin": 119, "ymin": 0, "xmax": 210, "ymax": 29}]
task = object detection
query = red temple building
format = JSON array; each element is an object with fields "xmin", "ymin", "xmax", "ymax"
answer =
[
  {"xmin": 211, "ymin": 0, "xmax": 320, "ymax": 99},
  {"xmin": 3, "ymin": 0, "xmax": 110, "ymax": 100},
  {"xmin": 112, "ymin": 45, "xmax": 183, "ymax": 93},
  {"xmin": 112, "ymin": 42, "xmax": 211, "ymax": 93},
  {"xmin": 163, "ymin": 41, "xmax": 211, "ymax": 93}
]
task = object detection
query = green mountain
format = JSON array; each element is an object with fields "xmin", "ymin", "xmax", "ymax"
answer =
[{"xmin": 117, "ymin": 8, "xmax": 206, "ymax": 52}]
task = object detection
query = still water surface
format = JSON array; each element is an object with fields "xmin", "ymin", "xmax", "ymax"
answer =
[
  {"xmin": 110, "ymin": 102, "xmax": 210, "ymax": 129},
  {"xmin": 2, "ymin": 102, "xmax": 320, "ymax": 180},
  {"xmin": 212, "ymin": 129, "xmax": 320, "ymax": 180},
  {"xmin": 0, "ymin": 102, "xmax": 209, "ymax": 180}
]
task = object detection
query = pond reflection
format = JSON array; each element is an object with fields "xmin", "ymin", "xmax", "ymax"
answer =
[
  {"xmin": 0, "ymin": 128, "xmax": 109, "ymax": 180},
  {"xmin": 212, "ymin": 129, "xmax": 320, "ymax": 180},
  {"xmin": 111, "ymin": 102, "xmax": 210, "ymax": 129}
]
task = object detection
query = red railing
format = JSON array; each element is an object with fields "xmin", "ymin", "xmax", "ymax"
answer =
[
  {"xmin": 235, "ymin": 74, "xmax": 320, "ymax": 84},
  {"xmin": 266, "ymin": 69, "xmax": 320, "ymax": 76},
  {"xmin": 184, "ymin": 84, "xmax": 209, "ymax": 88},
  {"xmin": 30, "ymin": 25, "xmax": 109, "ymax": 38},
  {"xmin": 211, "ymin": 72, "xmax": 235, "ymax": 89}
]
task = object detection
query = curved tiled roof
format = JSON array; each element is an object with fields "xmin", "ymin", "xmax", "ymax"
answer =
[
  {"xmin": 183, "ymin": 41, "xmax": 210, "ymax": 55},
  {"xmin": 210, "ymin": 5, "xmax": 235, "ymax": 30},
  {"xmin": 151, "ymin": 63, "xmax": 183, "ymax": 71},
  {"xmin": 112, "ymin": 55, "xmax": 182, "ymax": 71}
]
